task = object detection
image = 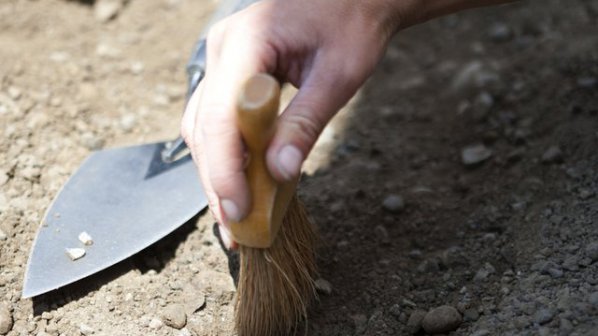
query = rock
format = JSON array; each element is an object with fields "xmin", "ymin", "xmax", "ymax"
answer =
[
  {"xmin": 463, "ymin": 308, "xmax": 480, "ymax": 322},
  {"xmin": 0, "ymin": 170, "xmax": 8, "ymax": 186},
  {"xmin": 422, "ymin": 306, "xmax": 462, "ymax": 334},
  {"xmin": 374, "ymin": 225, "xmax": 390, "ymax": 244},
  {"xmin": 406, "ymin": 310, "xmax": 426, "ymax": 334},
  {"xmin": 473, "ymin": 262, "xmax": 496, "ymax": 282},
  {"xmin": 94, "ymin": 0, "xmax": 124, "ymax": 23},
  {"xmin": 461, "ymin": 144, "xmax": 492, "ymax": 166},
  {"xmin": 315, "ymin": 278, "xmax": 332, "ymax": 295},
  {"xmin": 451, "ymin": 61, "xmax": 500, "ymax": 93},
  {"xmin": 541, "ymin": 146, "xmax": 563, "ymax": 164},
  {"xmin": 351, "ymin": 314, "xmax": 367, "ymax": 334},
  {"xmin": 585, "ymin": 242, "xmax": 598, "ymax": 262},
  {"xmin": 78, "ymin": 232, "xmax": 93, "ymax": 246},
  {"xmin": 0, "ymin": 229, "xmax": 6, "ymax": 241},
  {"xmin": 578, "ymin": 188, "xmax": 595, "ymax": 200},
  {"xmin": 533, "ymin": 308, "xmax": 554, "ymax": 325},
  {"xmin": 148, "ymin": 318, "xmax": 163, "ymax": 329},
  {"xmin": 81, "ymin": 132, "xmax": 105, "ymax": 151},
  {"xmin": 577, "ymin": 76, "xmax": 597, "ymax": 89},
  {"xmin": 7, "ymin": 87, "xmax": 21, "ymax": 100},
  {"xmin": 119, "ymin": 114, "xmax": 136, "ymax": 132},
  {"xmin": 488, "ymin": 23, "xmax": 512, "ymax": 42},
  {"xmin": 0, "ymin": 304, "xmax": 13, "ymax": 335},
  {"xmin": 382, "ymin": 194, "xmax": 405, "ymax": 213},
  {"xmin": 65, "ymin": 248, "xmax": 86, "ymax": 261},
  {"xmin": 184, "ymin": 292, "xmax": 205, "ymax": 315},
  {"xmin": 79, "ymin": 323, "xmax": 94, "ymax": 335},
  {"xmin": 161, "ymin": 304, "xmax": 186, "ymax": 329},
  {"xmin": 588, "ymin": 292, "xmax": 598, "ymax": 308}
]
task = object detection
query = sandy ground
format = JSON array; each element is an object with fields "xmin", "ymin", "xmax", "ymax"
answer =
[{"xmin": 1, "ymin": 0, "xmax": 597, "ymax": 335}]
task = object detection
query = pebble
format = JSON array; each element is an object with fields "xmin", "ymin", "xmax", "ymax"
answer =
[
  {"xmin": 78, "ymin": 232, "xmax": 93, "ymax": 246},
  {"xmin": 451, "ymin": 61, "xmax": 500, "ymax": 93},
  {"xmin": 149, "ymin": 318, "xmax": 163, "ymax": 329},
  {"xmin": 351, "ymin": 314, "xmax": 367, "ymax": 334},
  {"xmin": 488, "ymin": 22, "xmax": 512, "ymax": 42},
  {"xmin": 585, "ymin": 242, "xmax": 598, "ymax": 262},
  {"xmin": 79, "ymin": 323, "xmax": 94, "ymax": 335},
  {"xmin": 576, "ymin": 76, "xmax": 597, "ymax": 89},
  {"xmin": 161, "ymin": 304, "xmax": 186, "ymax": 329},
  {"xmin": 461, "ymin": 144, "xmax": 492, "ymax": 166},
  {"xmin": 422, "ymin": 306, "xmax": 462, "ymax": 334},
  {"xmin": 374, "ymin": 225, "xmax": 390, "ymax": 244},
  {"xmin": 473, "ymin": 262, "xmax": 496, "ymax": 282},
  {"xmin": 463, "ymin": 308, "xmax": 480, "ymax": 322},
  {"xmin": 533, "ymin": 308, "xmax": 554, "ymax": 325},
  {"xmin": 119, "ymin": 114, "xmax": 136, "ymax": 132},
  {"xmin": 382, "ymin": 194, "xmax": 405, "ymax": 213},
  {"xmin": 406, "ymin": 310, "xmax": 426, "ymax": 334},
  {"xmin": 81, "ymin": 132, "xmax": 105, "ymax": 151},
  {"xmin": 94, "ymin": 0, "xmax": 124, "ymax": 23},
  {"xmin": 315, "ymin": 278, "xmax": 333, "ymax": 295},
  {"xmin": 65, "ymin": 248, "xmax": 86, "ymax": 261},
  {"xmin": 0, "ymin": 229, "xmax": 6, "ymax": 241},
  {"xmin": 0, "ymin": 304, "xmax": 12, "ymax": 335},
  {"xmin": 0, "ymin": 170, "xmax": 8, "ymax": 186},
  {"xmin": 541, "ymin": 146, "xmax": 563, "ymax": 164},
  {"xmin": 588, "ymin": 292, "xmax": 598, "ymax": 308}
]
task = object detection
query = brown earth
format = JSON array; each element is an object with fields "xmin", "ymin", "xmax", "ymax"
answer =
[{"xmin": 0, "ymin": 0, "xmax": 597, "ymax": 335}]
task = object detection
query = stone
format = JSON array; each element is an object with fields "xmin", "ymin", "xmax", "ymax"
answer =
[
  {"xmin": 461, "ymin": 144, "xmax": 492, "ymax": 166},
  {"xmin": 0, "ymin": 304, "xmax": 13, "ymax": 335},
  {"xmin": 488, "ymin": 23, "xmax": 512, "ymax": 42},
  {"xmin": 0, "ymin": 229, "xmax": 6, "ymax": 241},
  {"xmin": 148, "ymin": 318, "xmax": 163, "ymax": 329},
  {"xmin": 315, "ymin": 278, "xmax": 333, "ymax": 295},
  {"xmin": 585, "ymin": 242, "xmax": 598, "ymax": 262},
  {"xmin": 65, "ymin": 248, "xmax": 86, "ymax": 261},
  {"xmin": 533, "ymin": 308, "xmax": 554, "ymax": 325},
  {"xmin": 94, "ymin": 0, "xmax": 124, "ymax": 23},
  {"xmin": 79, "ymin": 323, "xmax": 93, "ymax": 335},
  {"xmin": 382, "ymin": 194, "xmax": 405, "ymax": 213},
  {"xmin": 588, "ymin": 292, "xmax": 598, "ymax": 308},
  {"xmin": 78, "ymin": 232, "xmax": 93, "ymax": 246},
  {"xmin": 422, "ymin": 306, "xmax": 462, "ymax": 334},
  {"xmin": 463, "ymin": 308, "xmax": 480, "ymax": 322},
  {"xmin": 161, "ymin": 304, "xmax": 186, "ymax": 329},
  {"xmin": 119, "ymin": 114, "xmax": 136, "ymax": 132},
  {"xmin": 473, "ymin": 263, "xmax": 496, "ymax": 282},
  {"xmin": 406, "ymin": 310, "xmax": 426, "ymax": 334},
  {"xmin": 541, "ymin": 146, "xmax": 563, "ymax": 164},
  {"xmin": 81, "ymin": 132, "xmax": 105, "ymax": 151}
]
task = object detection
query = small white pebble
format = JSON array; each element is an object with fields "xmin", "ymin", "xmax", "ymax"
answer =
[
  {"xmin": 78, "ymin": 231, "xmax": 94, "ymax": 245},
  {"xmin": 65, "ymin": 248, "xmax": 86, "ymax": 261},
  {"xmin": 315, "ymin": 278, "xmax": 333, "ymax": 295}
]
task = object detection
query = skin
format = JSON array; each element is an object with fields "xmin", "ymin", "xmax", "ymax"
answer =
[{"xmin": 181, "ymin": 0, "xmax": 514, "ymax": 249}]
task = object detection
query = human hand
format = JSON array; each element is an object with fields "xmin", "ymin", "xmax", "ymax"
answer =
[{"xmin": 180, "ymin": 0, "xmax": 420, "ymax": 248}]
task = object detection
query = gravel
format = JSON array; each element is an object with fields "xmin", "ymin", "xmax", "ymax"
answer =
[
  {"xmin": 406, "ymin": 310, "xmax": 426, "ymax": 334},
  {"xmin": 461, "ymin": 144, "xmax": 493, "ymax": 166},
  {"xmin": 315, "ymin": 278, "xmax": 333, "ymax": 295},
  {"xmin": 533, "ymin": 308, "xmax": 554, "ymax": 325},
  {"xmin": 161, "ymin": 304, "xmax": 187, "ymax": 330},
  {"xmin": 382, "ymin": 194, "xmax": 405, "ymax": 213},
  {"xmin": 585, "ymin": 242, "xmax": 598, "ymax": 262},
  {"xmin": 421, "ymin": 306, "xmax": 462, "ymax": 334},
  {"xmin": 541, "ymin": 146, "xmax": 564, "ymax": 164},
  {"xmin": 0, "ymin": 304, "xmax": 12, "ymax": 335}
]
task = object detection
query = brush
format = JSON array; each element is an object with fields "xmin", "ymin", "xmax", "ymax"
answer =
[{"xmin": 229, "ymin": 73, "xmax": 318, "ymax": 336}]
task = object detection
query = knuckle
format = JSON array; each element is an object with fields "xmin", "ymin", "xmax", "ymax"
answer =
[{"xmin": 283, "ymin": 112, "xmax": 324, "ymax": 149}]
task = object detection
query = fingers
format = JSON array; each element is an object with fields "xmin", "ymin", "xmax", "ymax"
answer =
[
  {"xmin": 266, "ymin": 53, "xmax": 363, "ymax": 181},
  {"xmin": 183, "ymin": 9, "xmax": 278, "ymax": 232}
]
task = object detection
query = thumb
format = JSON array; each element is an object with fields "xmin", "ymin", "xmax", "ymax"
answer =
[{"xmin": 266, "ymin": 56, "xmax": 361, "ymax": 182}]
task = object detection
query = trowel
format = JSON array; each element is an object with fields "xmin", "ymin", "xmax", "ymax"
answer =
[{"xmin": 22, "ymin": 0, "xmax": 260, "ymax": 299}]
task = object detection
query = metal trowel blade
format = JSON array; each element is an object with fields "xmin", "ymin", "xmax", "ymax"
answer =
[{"xmin": 22, "ymin": 141, "xmax": 207, "ymax": 298}]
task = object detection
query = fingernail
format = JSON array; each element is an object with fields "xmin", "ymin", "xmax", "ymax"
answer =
[
  {"xmin": 277, "ymin": 145, "xmax": 303, "ymax": 180},
  {"xmin": 221, "ymin": 198, "xmax": 242, "ymax": 222}
]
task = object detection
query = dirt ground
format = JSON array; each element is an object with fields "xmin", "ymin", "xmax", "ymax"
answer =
[{"xmin": 1, "ymin": 0, "xmax": 597, "ymax": 335}]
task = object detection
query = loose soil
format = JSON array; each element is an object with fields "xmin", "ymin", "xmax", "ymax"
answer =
[{"xmin": 0, "ymin": 0, "xmax": 596, "ymax": 335}]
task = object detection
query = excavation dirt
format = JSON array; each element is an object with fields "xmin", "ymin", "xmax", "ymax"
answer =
[{"xmin": 1, "ymin": 0, "xmax": 597, "ymax": 335}]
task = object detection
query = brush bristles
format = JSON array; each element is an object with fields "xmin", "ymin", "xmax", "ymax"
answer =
[{"xmin": 235, "ymin": 195, "xmax": 318, "ymax": 336}]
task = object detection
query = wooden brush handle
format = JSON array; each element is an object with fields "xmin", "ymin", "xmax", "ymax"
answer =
[{"xmin": 230, "ymin": 74, "xmax": 298, "ymax": 248}]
